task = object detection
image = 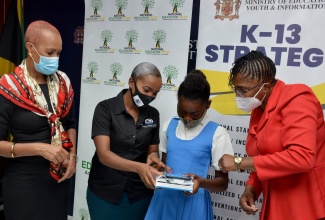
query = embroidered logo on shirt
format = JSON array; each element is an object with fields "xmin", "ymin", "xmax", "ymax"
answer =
[
  {"xmin": 145, "ymin": 118, "xmax": 153, "ymax": 124},
  {"xmin": 141, "ymin": 118, "xmax": 157, "ymax": 128}
]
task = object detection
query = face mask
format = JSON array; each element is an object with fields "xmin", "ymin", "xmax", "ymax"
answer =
[
  {"xmin": 30, "ymin": 44, "xmax": 59, "ymax": 75},
  {"xmin": 235, "ymin": 83, "xmax": 267, "ymax": 113},
  {"xmin": 179, "ymin": 110, "xmax": 207, "ymax": 129},
  {"xmin": 131, "ymin": 81, "xmax": 155, "ymax": 108}
]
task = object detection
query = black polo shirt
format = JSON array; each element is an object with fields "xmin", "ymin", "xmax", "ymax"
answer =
[{"xmin": 88, "ymin": 89, "xmax": 160, "ymax": 204}]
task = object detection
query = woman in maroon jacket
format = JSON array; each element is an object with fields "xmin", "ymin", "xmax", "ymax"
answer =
[{"xmin": 218, "ymin": 51, "xmax": 325, "ymax": 220}]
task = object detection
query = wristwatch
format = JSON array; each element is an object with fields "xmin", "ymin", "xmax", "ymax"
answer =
[{"xmin": 234, "ymin": 157, "xmax": 243, "ymax": 173}]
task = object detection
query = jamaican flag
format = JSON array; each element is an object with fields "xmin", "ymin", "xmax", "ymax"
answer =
[{"xmin": 0, "ymin": 0, "xmax": 25, "ymax": 77}]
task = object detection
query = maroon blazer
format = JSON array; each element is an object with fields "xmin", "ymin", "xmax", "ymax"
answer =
[{"xmin": 246, "ymin": 80, "xmax": 325, "ymax": 220}]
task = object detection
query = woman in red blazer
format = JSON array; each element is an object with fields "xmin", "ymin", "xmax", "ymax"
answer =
[{"xmin": 218, "ymin": 51, "xmax": 325, "ymax": 220}]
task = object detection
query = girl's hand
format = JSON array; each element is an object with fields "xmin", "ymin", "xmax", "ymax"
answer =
[{"xmin": 183, "ymin": 174, "xmax": 199, "ymax": 196}]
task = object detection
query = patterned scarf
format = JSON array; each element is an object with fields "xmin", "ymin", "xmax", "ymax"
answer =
[{"xmin": 0, "ymin": 59, "xmax": 74, "ymax": 181}]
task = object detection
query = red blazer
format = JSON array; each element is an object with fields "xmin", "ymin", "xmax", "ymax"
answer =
[{"xmin": 246, "ymin": 80, "xmax": 325, "ymax": 220}]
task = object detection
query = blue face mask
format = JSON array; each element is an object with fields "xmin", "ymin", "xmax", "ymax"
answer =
[{"xmin": 30, "ymin": 44, "xmax": 59, "ymax": 75}]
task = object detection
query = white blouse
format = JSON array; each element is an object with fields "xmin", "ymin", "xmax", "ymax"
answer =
[{"xmin": 160, "ymin": 114, "xmax": 234, "ymax": 171}]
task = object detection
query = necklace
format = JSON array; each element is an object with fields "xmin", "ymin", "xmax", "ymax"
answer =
[
  {"xmin": 126, "ymin": 106, "xmax": 140, "ymax": 119},
  {"xmin": 129, "ymin": 111, "xmax": 140, "ymax": 123},
  {"xmin": 131, "ymin": 112, "xmax": 140, "ymax": 119},
  {"xmin": 125, "ymin": 95, "xmax": 140, "ymax": 120}
]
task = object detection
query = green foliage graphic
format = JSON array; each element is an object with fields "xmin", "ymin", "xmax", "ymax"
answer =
[
  {"xmin": 115, "ymin": 0, "xmax": 128, "ymax": 14},
  {"xmin": 110, "ymin": 62, "xmax": 123, "ymax": 80},
  {"xmin": 169, "ymin": 0, "xmax": 185, "ymax": 13},
  {"xmin": 163, "ymin": 65, "xmax": 178, "ymax": 84},
  {"xmin": 152, "ymin": 30, "xmax": 166, "ymax": 48},
  {"xmin": 79, "ymin": 208, "xmax": 89, "ymax": 220},
  {"xmin": 125, "ymin": 30, "xmax": 138, "ymax": 48},
  {"xmin": 91, "ymin": 0, "xmax": 103, "ymax": 16},
  {"xmin": 101, "ymin": 30, "xmax": 113, "ymax": 47},
  {"xmin": 142, "ymin": 0, "xmax": 155, "ymax": 14},
  {"xmin": 87, "ymin": 61, "xmax": 99, "ymax": 78}
]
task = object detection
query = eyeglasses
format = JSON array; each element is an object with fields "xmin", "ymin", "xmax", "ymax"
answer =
[{"xmin": 230, "ymin": 83, "xmax": 264, "ymax": 97}]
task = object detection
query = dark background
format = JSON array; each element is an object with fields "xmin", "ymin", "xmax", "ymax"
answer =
[{"xmin": 0, "ymin": 0, "xmax": 200, "ymax": 217}]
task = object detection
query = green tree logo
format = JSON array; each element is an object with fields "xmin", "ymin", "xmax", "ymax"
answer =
[
  {"xmin": 163, "ymin": 65, "xmax": 178, "ymax": 84},
  {"xmin": 87, "ymin": 61, "xmax": 99, "ymax": 78},
  {"xmin": 91, "ymin": 0, "xmax": 103, "ymax": 16},
  {"xmin": 125, "ymin": 30, "xmax": 138, "ymax": 48},
  {"xmin": 79, "ymin": 208, "xmax": 89, "ymax": 220},
  {"xmin": 110, "ymin": 62, "xmax": 123, "ymax": 80},
  {"xmin": 142, "ymin": 0, "xmax": 155, "ymax": 14},
  {"xmin": 169, "ymin": 0, "xmax": 185, "ymax": 13},
  {"xmin": 101, "ymin": 30, "xmax": 113, "ymax": 47},
  {"xmin": 115, "ymin": 0, "xmax": 128, "ymax": 14},
  {"xmin": 152, "ymin": 30, "xmax": 166, "ymax": 49}
]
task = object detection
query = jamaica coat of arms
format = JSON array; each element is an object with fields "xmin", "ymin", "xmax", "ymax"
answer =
[{"xmin": 214, "ymin": 0, "xmax": 241, "ymax": 21}]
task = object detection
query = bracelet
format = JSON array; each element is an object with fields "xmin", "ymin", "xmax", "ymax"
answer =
[
  {"xmin": 70, "ymin": 154, "xmax": 79, "ymax": 163},
  {"xmin": 148, "ymin": 152, "xmax": 159, "ymax": 157},
  {"xmin": 10, "ymin": 143, "xmax": 15, "ymax": 158}
]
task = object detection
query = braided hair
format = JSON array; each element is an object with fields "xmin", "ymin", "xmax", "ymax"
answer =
[
  {"xmin": 229, "ymin": 51, "xmax": 276, "ymax": 86},
  {"xmin": 178, "ymin": 70, "xmax": 210, "ymax": 103}
]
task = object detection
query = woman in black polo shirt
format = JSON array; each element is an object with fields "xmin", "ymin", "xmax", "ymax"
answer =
[{"xmin": 87, "ymin": 62, "xmax": 167, "ymax": 220}]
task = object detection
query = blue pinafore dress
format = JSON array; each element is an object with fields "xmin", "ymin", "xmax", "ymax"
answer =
[{"xmin": 145, "ymin": 118, "xmax": 218, "ymax": 220}]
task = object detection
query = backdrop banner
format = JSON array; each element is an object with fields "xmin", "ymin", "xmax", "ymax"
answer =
[
  {"xmin": 73, "ymin": 0, "xmax": 193, "ymax": 219},
  {"xmin": 196, "ymin": 1, "xmax": 325, "ymax": 220}
]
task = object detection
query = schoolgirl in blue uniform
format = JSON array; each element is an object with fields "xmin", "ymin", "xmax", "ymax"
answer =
[{"xmin": 145, "ymin": 70, "xmax": 234, "ymax": 220}]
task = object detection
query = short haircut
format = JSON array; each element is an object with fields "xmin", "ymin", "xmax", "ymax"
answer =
[
  {"xmin": 131, "ymin": 62, "xmax": 161, "ymax": 79},
  {"xmin": 178, "ymin": 69, "xmax": 210, "ymax": 103},
  {"xmin": 24, "ymin": 20, "xmax": 60, "ymax": 44},
  {"xmin": 229, "ymin": 50, "xmax": 276, "ymax": 86}
]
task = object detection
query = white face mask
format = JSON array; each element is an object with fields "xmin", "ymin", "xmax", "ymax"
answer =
[
  {"xmin": 235, "ymin": 83, "xmax": 267, "ymax": 112},
  {"xmin": 179, "ymin": 110, "xmax": 207, "ymax": 129}
]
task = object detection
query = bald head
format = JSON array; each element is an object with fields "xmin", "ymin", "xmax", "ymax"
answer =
[
  {"xmin": 24, "ymin": 20, "xmax": 61, "ymax": 44},
  {"xmin": 24, "ymin": 20, "xmax": 62, "ymax": 70}
]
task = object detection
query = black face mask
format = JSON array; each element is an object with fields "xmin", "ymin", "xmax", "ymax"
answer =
[{"xmin": 130, "ymin": 81, "xmax": 155, "ymax": 108}]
